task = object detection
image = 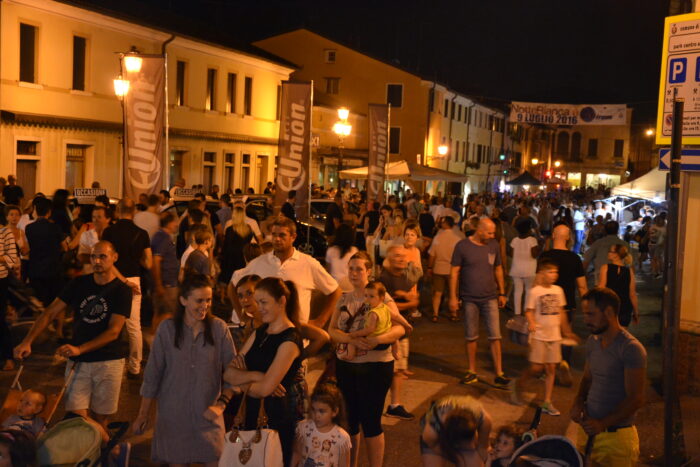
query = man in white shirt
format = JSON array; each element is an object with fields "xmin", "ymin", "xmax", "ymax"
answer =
[
  {"xmin": 133, "ymin": 194, "xmax": 160, "ymax": 240},
  {"xmin": 427, "ymin": 216, "xmax": 465, "ymax": 321},
  {"xmin": 230, "ymin": 216, "xmax": 340, "ymax": 326},
  {"xmin": 78, "ymin": 206, "xmax": 112, "ymax": 273}
]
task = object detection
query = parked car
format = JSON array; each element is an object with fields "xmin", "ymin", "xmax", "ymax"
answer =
[{"xmin": 308, "ymin": 199, "xmax": 359, "ymax": 231}]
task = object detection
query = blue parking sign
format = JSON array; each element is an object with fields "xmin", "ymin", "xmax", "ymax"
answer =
[{"xmin": 669, "ymin": 57, "xmax": 687, "ymax": 83}]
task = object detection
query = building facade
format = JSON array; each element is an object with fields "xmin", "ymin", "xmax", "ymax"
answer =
[
  {"xmin": 0, "ymin": 0, "xmax": 293, "ymax": 200},
  {"xmin": 255, "ymin": 28, "xmax": 510, "ymax": 195},
  {"xmin": 516, "ymin": 109, "xmax": 633, "ymax": 189}
]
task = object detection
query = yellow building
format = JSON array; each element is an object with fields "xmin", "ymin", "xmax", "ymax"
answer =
[
  {"xmin": 517, "ymin": 109, "xmax": 633, "ymax": 189},
  {"xmin": 0, "ymin": 0, "xmax": 293, "ymax": 200}
]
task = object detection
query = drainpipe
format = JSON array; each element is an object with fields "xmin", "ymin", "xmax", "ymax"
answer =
[
  {"xmin": 447, "ymin": 94, "xmax": 457, "ymax": 174},
  {"xmin": 484, "ymin": 111, "xmax": 495, "ymax": 191},
  {"xmin": 162, "ymin": 35, "xmax": 176, "ymax": 189},
  {"xmin": 424, "ymin": 81, "xmax": 436, "ymax": 167},
  {"xmin": 463, "ymin": 102, "xmax": 476, "ymax": 176}
]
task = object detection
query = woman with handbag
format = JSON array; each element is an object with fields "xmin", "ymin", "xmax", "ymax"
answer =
[
  {"xmin": 223, "ymin": 278, "xmax": 304, "ymax": 466},
  {"xmin": 132, "ymin": 274, "xmax": 235, "ymax": 466},
  {"xmin": 328, "ymin": 251, "xmax": 407, "ymax": 467}
]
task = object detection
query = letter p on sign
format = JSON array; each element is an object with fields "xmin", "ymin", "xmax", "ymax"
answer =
[{"xmin": 670, "ymin": 57, "xmax": 687, "ymax": 83}]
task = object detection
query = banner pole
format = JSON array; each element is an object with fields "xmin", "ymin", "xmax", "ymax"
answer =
[
  {"xmin": 162, "ymin": 36, "xmax": 175, "ymax": 191},
  {"xmin": 384, "ymin": 103, "xmax": 391, "ymax": 203},
  {"xmin": 308, "ymin": 80, "xmax": 313, "ymax": 251}
]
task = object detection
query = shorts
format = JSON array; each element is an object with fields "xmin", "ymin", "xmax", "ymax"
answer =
[
  {"xmin": 528, "ymin": 338, "xmax": 562, "ymax": 364},
  {"xmin": 65, "ymin": 359, "xmax": 125, "ymax": 415},
  {"xmin": 394, "ymin": 338, "xmax": 409, "ymax": 371},
  {"xmin": 576, "ymin": 425, "xmax": 639, "ymax": 467},
  {"xmin": 463, "ymin": 299, "xmax": 501, "ymax": 341},
  {"xmin": 431, "ymin": 274, "xmax": 450, "ymax": 293}
]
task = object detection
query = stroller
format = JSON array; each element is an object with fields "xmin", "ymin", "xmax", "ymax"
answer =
[
  {"xmin": 507, "ymin": 407, "xmax": 589, "ymax": 467},
  {"xmin": 1, "ymin": 363, "xmax": 129, "ymax": 466}
]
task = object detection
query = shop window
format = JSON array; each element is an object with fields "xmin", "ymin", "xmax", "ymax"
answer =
[{"xmin": 20, "ymin": 23, "xmax": 37, "ymax": 83}]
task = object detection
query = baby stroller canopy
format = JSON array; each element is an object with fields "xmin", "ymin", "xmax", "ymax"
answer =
[{"xmin": 509, "ymin": 435, "xmax": 583, "ymax": 467}]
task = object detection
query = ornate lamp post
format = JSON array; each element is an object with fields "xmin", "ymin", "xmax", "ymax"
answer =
[{"xmin": 333, "ymin": 107, "xmax": 352, "ymax": 189}]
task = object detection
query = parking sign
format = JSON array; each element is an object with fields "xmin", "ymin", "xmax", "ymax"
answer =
[{"xmin": 657, "ymin": 12, "xmax": 700, "ymax": 145}]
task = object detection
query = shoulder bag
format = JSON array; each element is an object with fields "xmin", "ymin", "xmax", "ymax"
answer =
[{"xmin": 219, "ymin": 391, "xmax": 283, "ymax": 467}]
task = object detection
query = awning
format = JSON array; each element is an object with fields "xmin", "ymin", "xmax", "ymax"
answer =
[
  {"xmin": 611, "ymin": 168, "xmax": 667, "ymax": 201},
  {"xmin": 339, "ymin": 160, "xmax": 468, "ymax": 182},
  {"xmin": 506, "ymin": 171, "xmax": 541, "ymax": 186}
]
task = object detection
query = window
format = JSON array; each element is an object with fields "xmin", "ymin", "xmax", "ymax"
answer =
[
  {"xmin": 325, "ymin": 77, "xmax": 340, "ymax": 95},
  {"xmin": 224, "ymin": 153, "xmax": 235, "ymax": 192},
  {"xmin": 169, "ymin": 150, "xmax": 185, "ymax": 188},
  {"xmin": 571, "ymin": 132, "xmax": 582, "ymax": 160},
  {"xmin": 72, "ymin": 36, "xmax": 86, "ymax": 91},
  {"xmin": 386, "ymin": 84, "xmax": 403, "ymax": 108},
  {"xmin": 444, "ymin": 99, "xmax": 449, "ymax": 117},
  {"xmin": 66, "ymin": 144, "xmax": 88, "ymax": 191},
  {"xmin": 477, "ymin": 145, "xmax": 483, "ymax": 164},
  {"xmin": 457, "ymin": 105, "xmax": 462, "ymax": 122},
  {"xmin": 176, "ymin": 61, "xmax": 186, "ymax": 106},
  {"xmin": 556, "ymin": 131, "xmax": 570, "ymax": 157},
  {"xmin": 462, "ymin": 141, "xmax": 467, "ymax": 162},
  {"xmin": 454, "ymin": 140, "xmax": 459, "ymax": 160},
  {"xmin": 17, "ymin": 140, "xmax": 38, "ymax": 156},
  {"xmin": 389, "ymin": 127, "xmax": 401, "ymax": 154},
  {"xmin": 206, "ymin": 68, "xmax": 217, "ymax": 111},
  {"xmin": 203, "ymin": 151, "xmax": 216, "ymax": 193},
  {"xmin": 19, "ymin": 23, "xmax": 37, "ymax": 83},
  {"xmin": 614, "ymin": 139, "xmax": 624, "ymax": 158},
  {"xmin": 226, "ymin": 72, "xmax": 236, "ymax": 113},
  {"xmin": 244, "ymin": 77, "xmax": 252, "ymax": 116},
  {"xmin": 429, "ymin": 88, "xmax": 435, "ymax": 112},
  {"xmin": 324, "ymin": 49, "xmax": 337, "ymax": 63},
  {"xmin": 588, "ymin": 138, "xmax": 598, "ymax": 158},
  {"xmin": 451, "ymin": 101, "xmax": 455, "ymax": 120},
  {"xmin": 241, "ymin": 153, "xmax": 251, "ymax": 190}
]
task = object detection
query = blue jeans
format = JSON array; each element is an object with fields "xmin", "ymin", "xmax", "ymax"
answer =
[
  {"xmin": 463, "ymin": 299, "xmax": 502, "ymax": 341},
  {"xmin": 574, "ymin": 230, "xmax": 585, "ymax": 254}
]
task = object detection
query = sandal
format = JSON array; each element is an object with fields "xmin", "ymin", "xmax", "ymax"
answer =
[
  {"xmin": 431, "ymin": 315, "xmax": 438, "ymax": 323},
  {"xmin": 449, "ymin": 315, "xmax": 460, "ymax": 322}
]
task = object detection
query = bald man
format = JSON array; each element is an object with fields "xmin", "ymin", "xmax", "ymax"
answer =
[
  {"xmin": 449, "ymin": 218, "xmax": 510, "ymax": 387},
  {"xmin": 539, "ymin": 223, "xmax": 588, "ymax": 385},
  {"xmin": 15, "ymin": 241, "xmax": 132, "ymax": 429}
]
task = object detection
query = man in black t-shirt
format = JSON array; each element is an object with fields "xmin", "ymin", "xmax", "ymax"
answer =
[
  {"xmin": 539, "ymin": 224, "xmax": 587, "ymax": 385},
  {"xmin": 281, "ymin": 190, "xmax": 297, "ymax": 221},
  {"xmin": 324, "ymin": 193, "xmax": 344, "ymax": 237},
  {"xmin": 102, "ymin": 198, "xmax": 152, "ymax": 378},
  {"xmin": 15, "ymin": 241, "xmax": 132, "ymax": 428},
  {"xmin": 2, "ymin": 174, "xmax": 23, "ymax": 206}
]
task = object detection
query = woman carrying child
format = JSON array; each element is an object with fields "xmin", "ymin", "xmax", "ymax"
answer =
[{"xmin": 328, "ymin": 251, "xmax": 407, "ymax": 467}]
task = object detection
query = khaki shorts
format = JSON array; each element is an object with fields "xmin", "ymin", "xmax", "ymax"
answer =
[
  {"xmin": 528, "ymin": 338, "xmax": 561, "ymax": 364},
  {"xmin": 431, "ymin": 274, "xmax": 450, "ymax": 293},
  {"xmin": 394, "ymin": 338, "xmax": 409, "ymax": 371},
  {"xmin": 65, "ymin": 359, "xmax": 125, "ymax": 415}
]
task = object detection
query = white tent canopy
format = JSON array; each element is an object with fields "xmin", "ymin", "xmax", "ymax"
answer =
[
  {"xmin": 339, "ymin": 160, "xmax": 468, "ymax": 182},
  {"xmin": 611, "ymin": 168, "xmax": 667, "ymax": 201}
]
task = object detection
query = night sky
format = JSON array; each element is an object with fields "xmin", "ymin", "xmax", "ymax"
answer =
[{"xmin": 76, "ymin": 0, "xmax": 671, "ymax": 121}]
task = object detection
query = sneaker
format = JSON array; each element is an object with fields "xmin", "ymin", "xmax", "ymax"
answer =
[
  {"xmin": 385, "ymin": 405, "xmax": 415, "ymax": 420},
  {"xmin": 410, "ymin": 310, "xmax": 422, "ymax": 319},
  {"xmin": 556, "ymin": 361, "xmax": 573, "ymax": 387},
  {"xmin": 494, "ymin": 373, "xmax": 511, "ymax": 388},
  {"xmin": 111, "ymin": 441, "xmax": 131, "ymax": 467},
  {"xmin": 460, "ymin": 371, "xmax": 478, "ymax": 385},
  {"xmin": 540, "ymin": 401, "xmax": 560, "ymax": 416},
  {"xmin": 510, "ymin": 380, "xmax": 524, "ymax": 406}
]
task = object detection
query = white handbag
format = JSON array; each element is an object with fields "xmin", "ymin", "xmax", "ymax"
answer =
[{"xmin": 219, "ymin": 393, "xmax": 283, "ymax": 467}]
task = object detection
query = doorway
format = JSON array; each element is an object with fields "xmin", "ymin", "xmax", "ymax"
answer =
[
  {"xmin": 256, "ymin": 155, "xmax": 269, "ymax": 193},
  {"xmin": 16, "ymin": 160, "xmax": 37, "ymax": 200}
]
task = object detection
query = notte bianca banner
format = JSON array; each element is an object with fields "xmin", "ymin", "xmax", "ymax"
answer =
[
  {"xmin": 367, "ymin": 104, "xmax": 389, "ymax": 203},
  {"xmin": 274, "ymin": 81, "xmax": 312, "ymax": 220},
  {"xmin": 122, "ymin": 55, "xmax": 165, "ymax": 200},
  {"xmin": 510, "ymin": 101, "xmax": 627, "ymax": 126}
]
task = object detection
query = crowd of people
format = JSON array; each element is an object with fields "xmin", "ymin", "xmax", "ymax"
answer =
[{"xmin": 0, "ymin": 174, "xmax": 659, "ymax": 466}]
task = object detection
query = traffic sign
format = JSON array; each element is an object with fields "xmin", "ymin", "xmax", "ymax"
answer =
[
  {"xmin": 658, "ymin": 148, "xmax": 700, "ymax": 171},
  {"xmin": 656, "ymin": 12, "xmax": 700, "ymax": 145}
]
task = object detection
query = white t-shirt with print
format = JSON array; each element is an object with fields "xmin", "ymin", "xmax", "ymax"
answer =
[
  {"xmin": 525, "ymin": 284, "xmax": 566, "ymax": 341},
  {"xmin": 295, "ymin": 419, "xmax": 351, "ymax": 467}
]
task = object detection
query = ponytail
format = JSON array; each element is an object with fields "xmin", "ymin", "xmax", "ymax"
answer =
[{"xmin": 255, "ymin": 277, "xmax": 300, "ymax": 328}]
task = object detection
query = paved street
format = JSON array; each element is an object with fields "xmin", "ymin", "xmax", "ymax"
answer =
[{"xmin": 2, "ymin": 269, "xmax": 699, "ymax": 466}]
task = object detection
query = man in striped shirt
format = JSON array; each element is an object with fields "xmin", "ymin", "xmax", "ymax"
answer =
[{"xmin": 0, "ymin": 222, "xmax": 19, "ymax": 370}]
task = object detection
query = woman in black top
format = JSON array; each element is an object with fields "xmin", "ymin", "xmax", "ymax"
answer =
[
  {"xmin": 598, "ymin": 244, "xmax": 638, "ymax": 327},
  {"xmin": 224, "ymin": 277, "xmax": 303, "ymax": 465},
  {"xmin": 218, "ymin": 207, "xmax": 254, "ymax": 283}
]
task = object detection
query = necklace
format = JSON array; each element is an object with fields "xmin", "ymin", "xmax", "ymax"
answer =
[{"xmin": 258, "ymin": 332, "xmax": 270, "ymax": 348}]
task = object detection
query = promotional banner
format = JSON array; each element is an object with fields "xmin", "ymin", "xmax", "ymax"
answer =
[
  {"xmin": 122, "ymin": 55, "xmax": 165, "ymax": 200},
  {"xmin": 510, "ymin": 101, "xmax": 627, "ymax": 126},
  {"xmin": 367, "ymin": 104, "xmax": 389, "ymax": 203},
  {"xmin": 274, "ymin": 81, "xmax": 312, "ymax": 220}
]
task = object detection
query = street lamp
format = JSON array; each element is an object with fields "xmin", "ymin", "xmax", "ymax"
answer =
[
  {"xmin": 123, "ymin": 55, "xmax": 143, "ymax": 73},
  {"xmin": 554, "ymin": 160, "xmax": 561, "ymax": 168},
  {"xmin": 437, "ymin": 144, "xmax": 449, "ymax": 156},
  {"xmin": 645, "ymin": 128, "xmax": 655, "ymax": 137},
  {"xmin": 333, "ymin": 107, "xmax": 352, "ymax": 189},
  {"xmin": 113, "ymin": 76, "xmax": 130, "ymax": 97},
  {"xmin": 531, "ymin": 158, "xmax": 539, "ymax": 165}
]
